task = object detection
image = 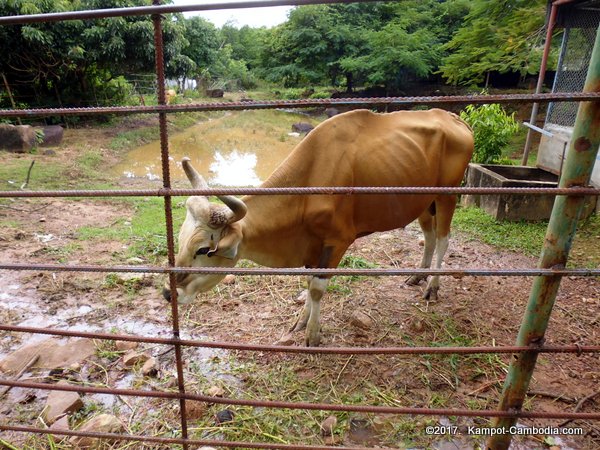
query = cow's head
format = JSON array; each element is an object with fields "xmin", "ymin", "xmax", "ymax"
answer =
[{"xmin": 163, "ymin": 157, "xmax": 247, "ymax": 304}]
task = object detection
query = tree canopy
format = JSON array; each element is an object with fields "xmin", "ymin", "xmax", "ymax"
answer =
[{"xmin": 0, "ymin": 0, "xmax": 554, "ymax": 110}]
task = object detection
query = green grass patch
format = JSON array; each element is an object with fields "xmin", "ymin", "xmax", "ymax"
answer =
[
  {"xmin": 0, "ymin": 158, "xmax": 64, "ymax": 190},
  {"xmin": 76, "ymin": 197, "xmax": 185, "ymax": 262},
  {"xmin": 453, "ymin": 206, "xmax": 547, "ymax": 256},
  {"xmin": 187, "ymin": 355, "xmax": 425, "ymax": 446}
]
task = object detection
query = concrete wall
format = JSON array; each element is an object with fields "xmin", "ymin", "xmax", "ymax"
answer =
[{"xmin": 537, "ymin": 123, "xmax": 600, "ymax": 187}]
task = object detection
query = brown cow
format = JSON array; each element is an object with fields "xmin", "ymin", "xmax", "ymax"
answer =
[{"xmin": 163, "ymin": 108, "xmax": 474, "ymax": 346}]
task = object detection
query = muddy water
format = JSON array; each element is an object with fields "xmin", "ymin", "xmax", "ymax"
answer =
[{"xmin": 113, "ymin": 111, "xmax": 307, "ymax": 186}]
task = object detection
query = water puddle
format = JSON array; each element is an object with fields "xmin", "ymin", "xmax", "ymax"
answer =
[{"xmin": 112, "ymin": 111, "xmax": 307, "ymax": 186}]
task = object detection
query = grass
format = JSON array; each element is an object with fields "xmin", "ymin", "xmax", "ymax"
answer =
[
  {"xmin": 453, "ymin": 205, "xmax": 547, "ymax": 256},
  {"xmin": 184, "ymin": 354, "xmax": 432, "ymax": 447},
  {"xmin": 76, "ymin": 197, "xmax": 186, "ymax": 262}
]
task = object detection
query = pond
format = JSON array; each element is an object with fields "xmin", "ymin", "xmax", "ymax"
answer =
[{"xmin": 112, "ymin": 111, "xmax": 315, "ymax": 186}]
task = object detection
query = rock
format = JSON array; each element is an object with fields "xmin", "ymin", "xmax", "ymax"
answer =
[
  {"xmin": 186, "ymin": 400, "xmax": 207, "ymax": 421},
  {"xmin": 222, "ymin": 274, "xmax": 236, "ymax": 285},
  {"xmin": 320, "ymin": 415, "xmax": 337, "ymax": 436},
  {"xmin": 69, "ymin": 414, "xmax": 123, "ymax": 449},
  {"xmin": 125, "ymin": 257, "xmax": 145, "ymax": 264},
  {"xmin": 38, "ymin": 125, "xmax": 64, "ymax": 147},
  {"xmin": 44, "ymin": 149, "xmax": 56, "ymax": 156},
  {"xmin": 292, "ymin": 122, "xmax": 314, "ymax": 134},
  {"xmin": 115, "ymin": 341, "xmax": 138, "ymax": 352},
  {"xmin": 324, "ymin": 435, "xmax": 342, "ymax": 445},
  {"xmin": 350, "ymin": 311, "xmax": 375, "ymax": 330},
  {"xmin": 206, "ymin": 88, "xmax": 224, "ymax": 98},
  {"xmin": 0, "ymin": 124, "xmax": 37, "ymax": 153},
  {"xmin": 215, "ymin": 409, "xmax": 235, "ymax": 425},
  {"xmin": 325, "ymin": 107, "xmax": 339, "ymax": 118},
  {"xmin": 122, "ymin": 351, "xmax": 150, "ymax": 367},
  {"xmin": 141, "ymin": 357, "xmax": 158, "ymax": 377},
  {"xmin": 49, "ymin": 415, "xmax": 70, "ymax": 442},
  {"xmin": 0, "ymin": 338, "xmax": 95, "ymax": 373},
  {"xmin": 43, "ymin": 381, "xmax": 84, "ymax": 424},
  {"xmin": 207, "ymin": 385, "xmax": 225, "ymax": 397}
]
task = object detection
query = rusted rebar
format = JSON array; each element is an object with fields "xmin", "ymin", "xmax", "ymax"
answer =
[
  {"xmin": 1, "ymin": 262, "xmax": 600, "ymax": 277},
  {"xmin": 1, "ymin": 92, "xmax": 599, "ymax": 118},
  {"xmin": 0, "ymin": 186, "xmax": 599, "ymax": 198},
  {"xmin": 1, "ymin": 324, "xmax": 598, "ymax": 355}
]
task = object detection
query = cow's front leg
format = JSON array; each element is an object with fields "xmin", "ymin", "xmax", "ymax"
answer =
[
  {"xmin": 305, "ymin": 276, "xmax": 329, "ymax": 346},
  {"xmin": 423, "ymin": 235, "xmax": 449, "ymax": 302}
]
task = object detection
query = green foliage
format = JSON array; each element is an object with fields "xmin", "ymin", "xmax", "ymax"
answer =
[
  {"xmin": 439, "ymin": 0, "xmax": 551, "ymax": 85},
  {"xmin": 452, "ymin": 206, "xmax": 547, "ymax": 255},
  {"xmin": 460, "ymin": 103, "xmax": 519, "ymax": 164}
]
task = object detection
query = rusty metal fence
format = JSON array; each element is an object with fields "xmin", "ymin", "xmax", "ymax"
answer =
[{"xmin": 1, "ymin": 1, "xmax": 600, "ymax": 450}]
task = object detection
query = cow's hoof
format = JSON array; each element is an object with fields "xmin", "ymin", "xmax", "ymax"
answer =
[
  {"xmin": 305, "ymin": 329, "xmax": 321, "ymax": 347},
  {"xmin": 423, "ymin": 286, "xmax": 438, "ymax": 302}
]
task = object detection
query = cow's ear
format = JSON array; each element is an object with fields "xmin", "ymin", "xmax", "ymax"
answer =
[{"xmin": 215, "ymin": 224, "xmax": 242, "ymax": 259}]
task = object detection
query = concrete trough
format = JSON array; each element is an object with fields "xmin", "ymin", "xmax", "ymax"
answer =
[{"xmin": 462, "ymin": 163, "xmax": 596, "ymax": 221}]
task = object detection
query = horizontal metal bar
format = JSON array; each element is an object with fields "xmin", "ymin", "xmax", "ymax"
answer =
[
  {"xmin": 523, "ymin": 121, "xmax": 554, "ymax": 138},
  {"xmin": 1, "ymin": 262, "xmax": 599, "ymax": 277},
  {"xmin": 1, "ymin": 93, "xmax": 599, "ymax": 118},
  {"xmin": 1, "ymin": 186, "xmax": 598, "ymax": 199},
  {"xmin": 0, "ymin": 0, "xmax": 382, "ymax": 25},
  {"xmin": 2, "ymin": 324, "xmax": 598, "ymax": 356},
  {"xmin": 0, "ymin": 379, "xmax": 599, "ymax": 420},
  {"xmin": 0, "ymin": 424, "xmax": 382, "ymax": 450},
  {"xmin": 0, "ymin": 424, "xmax": 379, "ymax": 450}
]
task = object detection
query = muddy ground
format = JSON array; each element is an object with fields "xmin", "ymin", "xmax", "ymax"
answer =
[{"xmin": 0, "ymin": 195, "xmax": 598, "ymax": 449}]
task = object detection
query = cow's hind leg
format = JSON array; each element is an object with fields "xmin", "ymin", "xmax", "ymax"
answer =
[
  {"xmin": 423, "ymin": 195, "xmax": 458, "ymax": 301},
  {"xmin": 406, "ymin": 210, "xmax": 436, "ymax": 286}
]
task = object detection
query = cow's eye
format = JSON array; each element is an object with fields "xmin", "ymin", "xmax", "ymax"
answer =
[{"xmin": 196, "ymin": 247, "xmax": 210, "ymax": 256}]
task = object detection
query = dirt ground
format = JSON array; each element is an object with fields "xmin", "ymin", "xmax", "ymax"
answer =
[{"xmin": 0, "ymin": 194, "xmax": 599, "ymax": 449}]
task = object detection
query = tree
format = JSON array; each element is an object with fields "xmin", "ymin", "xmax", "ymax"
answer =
[
  {"xmin": 439, "ymin": 0, "xmax": 549, "ymax": 86},
  {"xmin": 0, "ymin": 0, "xmax": 192, "ymax": 109}
]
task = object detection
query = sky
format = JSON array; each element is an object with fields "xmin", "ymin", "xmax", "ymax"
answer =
[{"xmin": 171, "ymin": 0, "xmax": 292, "ymax": 28}]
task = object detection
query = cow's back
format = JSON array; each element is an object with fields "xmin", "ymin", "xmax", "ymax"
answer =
[{"xmin": 262, "ymin": 108, "xmax": 474, "ymax": 244}]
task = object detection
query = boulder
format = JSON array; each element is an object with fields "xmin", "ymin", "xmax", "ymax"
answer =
[
  {"xmin": 292, "ymin": 122, "xmax": 314, "ymax": 134},
  {"xmin": 350, "ymin": 311, "xmax": 375, "ymax": 330},
  {"xmin": 0, "ymin": 124, "xmax": 37, "ymax": 153},
  {"xmin": 141, "ymin": 357, "xmax": 158, "ymax": 376},
  {"xmin": 39, "ymin": 125, "xmax": 64, "ymax": 147},
  {"xmin": 206, "ymin": 88, "xmax": 224, "ymax": 98},
  {"xmin": 122, "ymin": 351, "xmax": 150, "ymax": 367},
  {"xmin": 49, "ymin": 415, "xmax": 70, "ymax": 442},
  {"xmin": 43, "ymin": 381, "xmax": 84, "ymax": 424},
  {"xmin": 325, "ymin": 107, "xmax": 340, "ymax": 118},
  {"xmin": 69, "ymin": 414, "xmax": 123, "ymax": 449}
]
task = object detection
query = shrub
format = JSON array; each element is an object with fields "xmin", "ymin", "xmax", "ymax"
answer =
[{"xmin": 460, "ymin": 103, "xmax": 519, "ymax": 164}]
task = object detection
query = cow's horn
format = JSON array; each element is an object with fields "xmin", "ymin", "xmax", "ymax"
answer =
[
  {"xmin": 183, "ymin": 157, "xmax": 246, "ymax": 224},
  {"xmin": 217, "ymin": 194, "xmax": 247, "ymax": 224},
  {"xmin": 182, "ymin": 157, "xmax": 208, "ymax": 191}
]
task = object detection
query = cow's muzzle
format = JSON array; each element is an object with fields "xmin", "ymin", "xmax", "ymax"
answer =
[{"xmin": 162, "ymin": 287, "xmax": 172, "ymax": 303}]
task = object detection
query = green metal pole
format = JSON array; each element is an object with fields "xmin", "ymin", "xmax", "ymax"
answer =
[{"xmin": 487, "ymin": 26, "xmax": 600, "ymax": 450}]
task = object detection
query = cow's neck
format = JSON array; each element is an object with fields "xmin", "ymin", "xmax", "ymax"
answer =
[{"xmin": 236, "ymin": 192, "xmax": 305, "ymax": 268}]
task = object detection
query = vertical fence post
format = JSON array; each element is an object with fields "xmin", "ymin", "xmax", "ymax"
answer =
[
  {"xmin": 487, "ymin": 25, "xmax": 600, "ymax": 450},
  {"xmin": 151, "ymin": 1, "xmax": 189, "ymax": 448}
]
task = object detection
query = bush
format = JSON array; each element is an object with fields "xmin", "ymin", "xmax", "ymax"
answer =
[{"xmin": 460, "ymin": 103, "xmax": 519, "ymax": 164}]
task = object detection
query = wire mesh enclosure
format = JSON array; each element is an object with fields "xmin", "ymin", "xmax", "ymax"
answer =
[
  {"xmin": 1, "ymin": 1, "xmax": 600, "ymax": 450},
  {"xmin": 546, "ymin": 3, "xmax": 600, "ymax": 127}
]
